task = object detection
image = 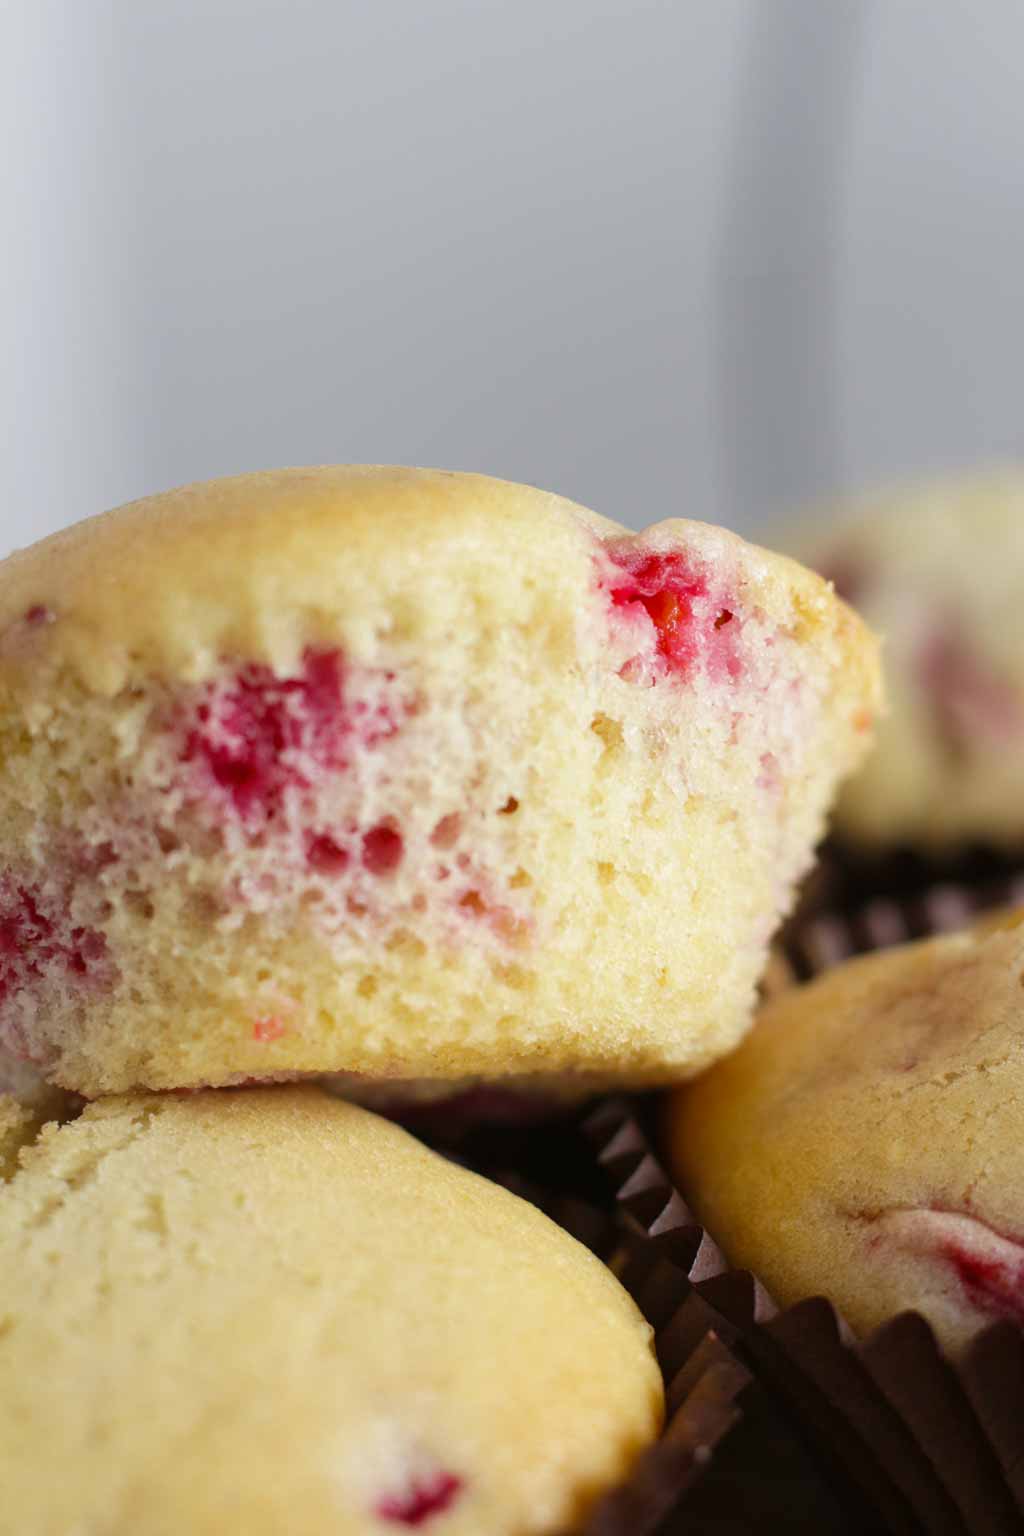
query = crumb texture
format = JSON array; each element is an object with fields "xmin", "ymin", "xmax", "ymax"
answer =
[{"xmin": 0, "ymin": 467, "xmax": 879, "ymax": 1094}]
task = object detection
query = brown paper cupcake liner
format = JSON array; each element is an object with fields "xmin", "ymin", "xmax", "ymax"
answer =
[
  {"xmin": 805, "ymin": 839, "xmax": 1024, "ymax": 912},
  {"xmin": 784, "ymin": 867, "xmax": 1024, "ymax": 981},
  {"xmin": 561, "ymin": 1098, "xmax": 1024, "ymax": 1536}
]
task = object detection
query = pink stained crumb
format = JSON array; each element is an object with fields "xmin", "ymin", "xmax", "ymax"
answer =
[
  {"xmin": 0, "ymin": 879, "xmax": 112, "ymax": 1055},
  {"xmin": 445, "ymin": 847, "xmax": 528, "ymax": 944},
  {"xmin": 867, "ymin": 1207, "xmax": 1024, "ymax": 1328},
  {"xmin": 756, "ymin": 751, "xmax": 781, "ymax": 795},
  {"xmin": 182, "ymin": 649, "xmax": 404, "ymax": 836},
  {"xmin": 375, "ymin": 1470, "xmax": 463, "ymax": 1527},
  {"xmin": 456, "ymin": 887, "xmax": 525, "ymax": 944},
  {"xmin": 942, "ymin": 1236, "xmax": 1024, "ymax": 1326},
  {"xmin": 23, "ymin": 604, "xmax": 55, "ymax": 628},
  {"xmin": 251, "ymin": 1016, "xmax": 287, "ymax": 1043},
  {"xmin": 167, "ymin": 650, "xmax": 525, "ymax": 934},
  {"xmin": 603, "ymin": 543, "xmax": 742, "ymax": 683},
  {"xmin": 429, "ymin": 814, "xmax": 462, "ymax": 851}
]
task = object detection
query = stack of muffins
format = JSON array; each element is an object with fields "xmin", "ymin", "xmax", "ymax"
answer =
[{"xmin": 10, "ymin": 463, "xmax": 1019, "ymax": 1532}]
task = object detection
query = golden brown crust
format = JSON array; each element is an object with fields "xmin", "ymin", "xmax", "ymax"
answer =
[
  {"xmin": 0, "ymin": 467, "xmax": 605, "ymax": 694},
  {"xmin": 668, "ymin": 912, "xmax": 1024, "ymax": 1355}
]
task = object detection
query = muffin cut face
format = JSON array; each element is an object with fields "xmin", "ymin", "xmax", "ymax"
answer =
[
  {"xmin": 667, "ymin": 908, "xmax": 1024, "ymax": 1356},
  {"xmin": 0, "ymin": 467, "xmax": 879, "ymax": 1094}
]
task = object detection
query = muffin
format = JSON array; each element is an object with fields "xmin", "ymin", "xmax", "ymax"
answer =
[
  {"xmin": 0, "ymin": 466, "xmax": 879, "ymax": 1095},
  {"xmin": 666, "ymin": 908, "xmax": 1024, "ymax": 1357},
  {"xmin": 0, "ymin": 1086, "xmax": 661, "ymax": 1534},
  {"xmin": 789, "ymin": 471, "xmax": 1024, "ymax": 859}
]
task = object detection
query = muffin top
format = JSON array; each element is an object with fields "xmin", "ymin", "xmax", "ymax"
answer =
[
  {"xmin": 0, "ymin": 465, "xmax": 875, "ymax": 698},
  {"xmin": 0, "ymin": 1086, "xmax": 661, "ymax": 1535},
  {"xmin": 787, "ymin": 470, "xmax": 1024, "ymax": 851},
  {"xmin": 667, "ymin": 908, "xmax": 1024, "ymax": 1356}
]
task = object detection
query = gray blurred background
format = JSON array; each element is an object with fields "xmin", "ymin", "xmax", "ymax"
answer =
[{"xmin": 3, "ymin": 0, "xmax": 1023, "ymax": 557}]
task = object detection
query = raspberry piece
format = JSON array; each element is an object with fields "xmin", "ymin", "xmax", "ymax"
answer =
[
  {"xmin": 362, "ymin": 824, "xmax": 404, "ymax": 876},
  {"xmin": 605, "ymin": 545, "xmax": 741, "ymax": 682},
  {"xmin": 942, "ymin": 1238, "xmax": 1024, "ymax": 1325},
  {"xmin": 184, "ymin": 649, "xmax": 407, "ymax": 839},
  {"xmin": 184, "ymin": 649, "xmax": 349, "ymax": 829},
  {"xmin": 306, "ymin": 833, "xmax": 352, "ymax": 875},
  {"xmin": 0, "ymin": 879, "xmax": 112, "ymax": 1038},
  {"xmin": 376, "ymin": 1470, "xmax": 463, "ymax": 1526}
]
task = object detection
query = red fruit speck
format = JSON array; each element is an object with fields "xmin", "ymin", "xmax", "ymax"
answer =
[
  {"xmin": 252, "ymin": 1016, "xmax": 287, "ymax": 1043},
  {"xmin": 184, "ymin": 649, "xmax": 406, "ymax": 837},
  {"xmin": 376, "ymin": 1470, "xmax": 463, "ymax": 1527},
  {"xmin": 943, "ymin": 1239, "xmax": 1024, "ymax": 1325},
  {"xmin": 604, "ymin": 544, "xmax": 742, "ymax": 683},
  {"xmin": 362, "ymin": 824, "xmax": 404, "ymax": 876},
  {"xmin": 306, "ymin": 833, "xmax": 352, "ymax": 875},
  {"xmin": 0, "ymin": 879, "xmax": 111, "ymax": 1022},
  {"xmin": 24, "ymin": 605, "xmax": 55, "ymax": 628}
]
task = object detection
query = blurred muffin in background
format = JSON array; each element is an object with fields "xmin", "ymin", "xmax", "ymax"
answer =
[{"xmin": 787, "ymin": 471, "xmax": 1024, "ymax": 901}]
